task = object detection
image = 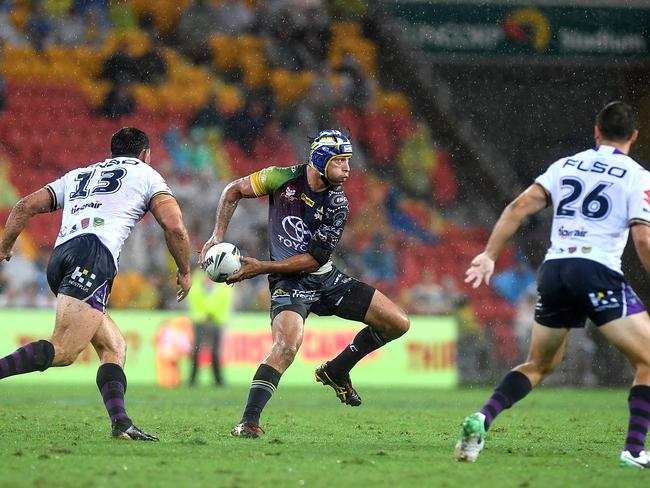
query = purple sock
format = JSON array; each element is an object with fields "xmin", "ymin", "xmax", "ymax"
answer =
[
  {"xmin": 625, "ymin": 385, "xmax": 650, "ymax": 456},
  {"xmin": 0, "ymin": 340, "xmax": 54, "ymax": 379},
  {"xmin": 96, "ymin": 363, "xmax": 131, "ymax": 427},
  {"xmin": 480, "ymin": 371, "xmax": 532, "ymax": 430}
]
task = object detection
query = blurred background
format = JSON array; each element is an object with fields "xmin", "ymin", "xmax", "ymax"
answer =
[{"xmin": 0, "ymin": 0, "xmax": 648, "ymax": 387}]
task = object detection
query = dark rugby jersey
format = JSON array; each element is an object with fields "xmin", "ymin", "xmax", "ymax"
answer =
[{"xmin": 249, "ymin": 164, "xmax": 349, "ymax": 272}]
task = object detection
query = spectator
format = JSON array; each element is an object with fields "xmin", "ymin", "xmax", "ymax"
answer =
[
  {"xmin": 176, "ymin": 0, "xmax": 220, "ymax": 62},
  {"xmin": 361, "ymin": 232, "xmax": 397, "ymax": 284},
  {"xmin": 25, "ymin": 1, "xmax": 54, "ymax": 50},
  {"xmin": 101, "ymin": 41, "xmax": 139, "ymax": 83},
  {"xmin": 400, "ymin": 270, "xmax": 460, "ymax": 315},
  {"xmin": 212, "ymin": 0, "xmax": 254, "ymax": 36},
  {"xmin": 0, "ymin": 9, "xmax": 27, "ymax": 45},
  {"xmin": 223, "ymin": 93, "xmax": 273, "ymax": 153},
  {"xmin": 189, "ymin": 95, "xmax": 224, "ymax": 130},
  {"xmin": 491, "ymin": 256, "xmax": 536, "ymax": 304},
  {"xmin": 137, "ymin": 41, "xmax": 167, "ymax": 84},
  {"xmin": 98, "ymin": 81, "xmax": 136, "ymax": 118}
]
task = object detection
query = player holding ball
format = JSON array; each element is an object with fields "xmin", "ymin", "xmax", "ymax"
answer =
[{"xmin": 200, "ymin": 130, "xmax": 410, "ymax": 437}]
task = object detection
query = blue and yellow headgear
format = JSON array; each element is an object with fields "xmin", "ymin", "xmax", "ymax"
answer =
[{"xmin": 308, "ymin": 130, "xmax": 353, "ymax": 179}]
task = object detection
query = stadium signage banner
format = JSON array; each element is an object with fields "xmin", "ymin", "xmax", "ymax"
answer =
[
  {"xmin": 0, "ymin": 310, "xmax": 457, "ymax": 387},
  {"xmin": 388, "ymin": 2, "xmax": 650, "ymax": 58}
]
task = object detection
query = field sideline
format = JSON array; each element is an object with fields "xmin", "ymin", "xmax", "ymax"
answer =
[{"xmin": 0, "ymin": 383, "xmax": 646, "ymax": 487}]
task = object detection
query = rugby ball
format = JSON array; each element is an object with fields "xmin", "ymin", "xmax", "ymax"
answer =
[{"xmin": 204, "ymin": 242, "xmax": 241, "ymax": 283}]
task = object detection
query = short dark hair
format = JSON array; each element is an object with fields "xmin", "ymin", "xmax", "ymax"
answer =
[
  {"xmin": 596, "ymin": 101, "xmax": 637, "ymax": 142},
  {"xmin": 111, "ymin": 127, "xmax": 150, "ymax": 157}
]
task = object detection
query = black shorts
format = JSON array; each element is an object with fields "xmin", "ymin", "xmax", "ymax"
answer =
[
  {"xmin": 535, "ymin": 258, "xmax": 645, "ymax": 328},
  {"xmin": 46, "ymin": 234, "xmax": 117, "ymax": 314},
  {"xmin": 268, "ymin": 267, "xmax": 375, "ymax": 322}
]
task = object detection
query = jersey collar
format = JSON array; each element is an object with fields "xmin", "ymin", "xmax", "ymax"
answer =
[{"xmin": 595, "ymin": 144, "xmax": 625, "ymax": 155}]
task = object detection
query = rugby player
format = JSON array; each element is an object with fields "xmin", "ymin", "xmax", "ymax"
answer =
[
  {"xmin": 0, "ymin": 128, "xmax": 192, "ymax": 441},
  {"xmin": 200, "ymin": 130, "xmax": 410, "ymax": 437},
  {"xmin": 456, "ymin": 102, "xmax": 650, "ymax": 468}
]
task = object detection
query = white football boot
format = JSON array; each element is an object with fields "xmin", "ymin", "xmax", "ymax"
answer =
[{"xmin": 455, "ymin": 412, "xmax": 486, "ymax": 462}]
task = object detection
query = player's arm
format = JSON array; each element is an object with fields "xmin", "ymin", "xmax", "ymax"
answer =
[
  {"xmin": 465, "ymin": 183, "xmax": 548, "ymax": 288},
  {"xmin": 149, "ymin": 193, "xmax": 192, "ymax": 302},
  {"xmin": 0, "ymin": 188, "xmax": 54, "ymax": 262},
  {"xmin": 200, "ymin": 176, "xmax": 257, "ymax": 263},
  {"xmin": 226, "ymin": 253, "xmax": 320, "ymax": 284},
  {"xmin": 632, "ymin": 224, "xmax": 650, "ymax": 275}
]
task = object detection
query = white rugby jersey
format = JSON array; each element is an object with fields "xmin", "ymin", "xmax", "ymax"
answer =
[
  {"xmin": 45, "ymin": 157, "xmax": 172, "ymax": 268},
  {"xmin": 535, "ymin": 145, "xmax": 650, "ymax": 274}
]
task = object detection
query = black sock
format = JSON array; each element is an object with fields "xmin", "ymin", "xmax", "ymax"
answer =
[
  {"xmin": 0, "ymin": 340, "xmax": 54, "ymax": 379},
  {"xmin": 96, "ymin": 363, "xmax": 131, "ymax": 427},
  {"xmin": 480, "ymin": 371, "xmax": 532, "ymax": 430},
  {"xmin": 242, "ymin": 364, "xmax": 282, "ymax": 425},
  {"xmin": 327, "ymin": 326, "xmax": 388, "ymax": 377}
]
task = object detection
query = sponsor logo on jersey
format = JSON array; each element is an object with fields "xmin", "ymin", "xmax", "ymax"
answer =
[
  {"xmin": 81, "ymin": 218, "xmax": 90, "ymax": 229},
  {"xmin": 272, "ymin": 288, "xmax": 289, "ymax": 297},
  {"xmin": 644, "ymin": 190, "xmax": 650, "ymax": 207},
  {"xmin": 93, "ymin": 217, "xmax": 105, "ymax": 227},
  {"xmin": 283, "ymin": 187, "xmax": 297, "ymax": 202},
  {"xmin": 292, "ymin": 290, "xmax": 318, "ymax": 300},
  {"xmin": 70, "ymin": 224, "xmax": 78, "ymax": 234},
  {"xmin": 558, "ymin": 226, "xmax": 588, "ymax": 238},
  {"xmin": 314, "ymin": 206, "xmax": 323, "ymax": 221},
  {"xmin": 278, "ymin": 216, "xmax": 311, "ymax": 252},
  {"xmin": 588, "ymin": 290, "xmax": 620, "ymax": 312},
  {"xmin": 581, "ymin": 246, "xmax": 592, "ymax": 254},
  {"xmin": 69, "ymin": 266, "xmax": 96, "ymax": 291},
  {"xmin": 301, "ymin": 193, "xmax": 315, "ymax": 207},
  {"xmin": 568, "ymin": 246, "xmax": 577, "ymax": 253},
  {"xmin": 58, "ymin": 226, "xmax": 68, "ymax": 238},
  {"xmin": 562, "ymin": 158, "xmax": 627, "ymax": 178},
  {"xmin": 70, "ymin": 201, "xmax": 102, "ymax": 215}
]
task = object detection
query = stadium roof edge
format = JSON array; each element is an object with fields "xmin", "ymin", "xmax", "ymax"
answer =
[{"xmin": 382, "ymin": 0, "xmax": 650, "ymax": 8}]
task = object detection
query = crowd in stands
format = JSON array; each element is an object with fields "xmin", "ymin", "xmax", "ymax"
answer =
[{"xmin": 0, "ymin": 0, "xmax": 542, "ymax": 371}]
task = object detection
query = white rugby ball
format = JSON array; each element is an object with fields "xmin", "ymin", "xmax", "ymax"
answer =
[{"xmin": 204, "ymin": 242, "xmax": 241, "ymax": 283}]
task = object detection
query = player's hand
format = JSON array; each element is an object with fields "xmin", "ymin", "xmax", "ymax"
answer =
[
  {"xmin": 465, "ymin": 252, "xmax": 495, "ymax": 289},
  {"xmin": 0, "ymin": 245, "xmax": 12, "ymax": 262},
  {"xmin": 199, "ymin": 236, "xmax": 219, "ymax": 268},
  {"xmin": 226, "ymin": 256, "xmax": 262, "ymax": 284},
  {"xmin": 176, "ymin": 270, "xmax": 192, "ymax": 302}
]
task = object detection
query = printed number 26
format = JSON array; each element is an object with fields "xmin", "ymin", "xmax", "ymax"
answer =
[{"xmin": 556, "ymin": 177, "xmax": 612, "ymax": 220}]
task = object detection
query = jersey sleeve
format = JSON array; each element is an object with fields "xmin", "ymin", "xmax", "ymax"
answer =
[
  {"xmin": 147, "ymin": 167, "xmax": 173, "ymax": 204},
  {"xmin": 307, "ymin": 189, "xmax": 349, "ymax": 261},
  {"xmin": 628, "ymin": 169, "xmax": 650, "ymax": 226},
  {"xmin": 44, "ymin": 175, "xmax": 66, "ymax": 211},
  {"xmin": 534, "ymin": 160, "xmax": 559, "ymax": 194},
  {"xmin": 249, "ymin": 165, "xmax": 300, "ymax": 196}
]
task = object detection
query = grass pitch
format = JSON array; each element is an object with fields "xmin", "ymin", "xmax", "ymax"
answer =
[{"xmin": 0, "ymin": 382, "xmax": 646, "ymax": 487}]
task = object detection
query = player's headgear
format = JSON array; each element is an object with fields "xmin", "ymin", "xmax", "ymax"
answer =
[{"xmin": 309, "ymin": 130, "xmax": 353, "ymax": 178}]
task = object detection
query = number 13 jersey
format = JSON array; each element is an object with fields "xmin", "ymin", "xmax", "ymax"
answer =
[
  {"xmin": 536, "ymin": 144, "xmax": 650, "ymax": 274},
  {"xmin": 45, "ymin": 157, "xmax": 172, "ymax": 268}
]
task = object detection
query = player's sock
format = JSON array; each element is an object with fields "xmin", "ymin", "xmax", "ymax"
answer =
[
  {"xmin": 241, "ymin": 364, "xmax": 282, "ymax": 425},
  {"xmin": 96, "ymin": 363, "xmax": 131, "ymax": 428},
  {"xmin": 0, "ymin": 340, "xmax": 54, "ymax": 379},
  {"xmin": 326, "ymin": 326, "xmax": 388, "ymax": 377},
  {"xmin": 624, "ymin": 385, "xmax": 650, "ymax": 456},
  {"xmin": 480, "ymin": 370, "xmax": 532, "ymax": 430}
]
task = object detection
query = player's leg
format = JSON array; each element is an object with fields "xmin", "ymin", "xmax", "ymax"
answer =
[
  {"xmin": 0, "ymin": 294, "xmax": 99, "ymax": 379},
  {"xmin": 91, "ymin": 313, "xmax": 158, "ymax": 441},
  {"xmin": 189, "ymin": 323, "xmax": 206, "ymax": 386},
  {"xmin": 232, "ymin": 310, "xmax": 305, "ymax": 438},
  {"xmin": 211, "ymin": 326, "xmax": 223, "ymax": 386},
  {"xmin": 599, "ymin": 312, "xmax": 650, "ymax": 468},
  {"xmin": 316, "ymin": 284, "xmax": 409, "ymax": 406},
  {"xmin": 456, "ymin": 322, "xmax": 570, "ymax": 462}
]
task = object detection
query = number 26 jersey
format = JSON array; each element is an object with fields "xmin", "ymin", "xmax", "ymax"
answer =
[
  {"xmin": 536, "ymin": 144, "xmax": 650, "ymax": 274},
  {"xmin": 45, "ymin": 157, "xmax": 172, "ymax": 269}
]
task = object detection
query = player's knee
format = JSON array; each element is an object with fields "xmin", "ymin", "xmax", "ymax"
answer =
[
  {"xmin": 52, "ymin": 347, "xmax": 81, "ymax": 366},
  {"xmin": 386, "ymin": 309, "xmax": 410, "ymax": 339},
  {"xmin": 275, "ymin": 340, "xmax": 300, "ymax": 364}
]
